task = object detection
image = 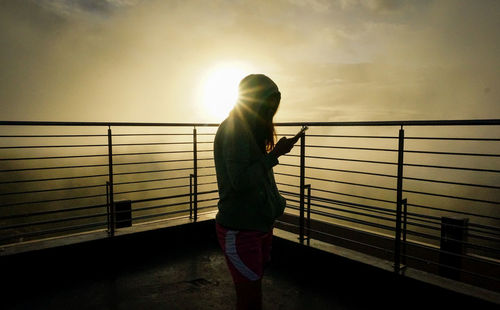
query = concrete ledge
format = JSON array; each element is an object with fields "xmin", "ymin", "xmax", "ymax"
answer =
[
  {"xmin": 274, "ymin": 228, "xmax": 500, "ymax": 305},
  {"xmin": 0, "ymin": 211, "xmax": 217, "ymax": 257}
]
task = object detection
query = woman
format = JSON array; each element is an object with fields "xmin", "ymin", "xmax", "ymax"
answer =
[{"xmin": 213, "ymin": 74, "xmax": 301, "ymax": 310}]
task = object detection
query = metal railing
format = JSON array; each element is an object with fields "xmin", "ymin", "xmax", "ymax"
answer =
[{"xmin": 0, "ymin": 119, "xmax": 499, "ymax": 293}]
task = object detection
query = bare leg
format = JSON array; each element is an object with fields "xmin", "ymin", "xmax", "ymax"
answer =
[{"xmin": 235, "ymin": 279, "xmax": 262, "ymax": 310}]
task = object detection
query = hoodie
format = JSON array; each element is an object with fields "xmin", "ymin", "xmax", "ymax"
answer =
[{"xmin": 213, "ymin": 74, "xmax": 286, "ymax": 232}]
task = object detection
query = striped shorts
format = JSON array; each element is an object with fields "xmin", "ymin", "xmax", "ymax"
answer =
[{"xmin": 216, "ymin": 222, "xmax": 273, "ymax": 283}]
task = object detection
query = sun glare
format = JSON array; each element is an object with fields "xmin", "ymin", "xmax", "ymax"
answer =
[{"xmin": 199, "ymin": 62, "xmax": 253, "ymax": 121}]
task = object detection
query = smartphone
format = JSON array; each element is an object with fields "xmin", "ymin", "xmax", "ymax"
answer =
[{"xmin": 292, "ymin": 126, "xmax": 309, "ymax": 141}]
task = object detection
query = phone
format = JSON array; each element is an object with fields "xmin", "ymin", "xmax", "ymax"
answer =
[{"xmin": 292, "ymin": 126, "xmax": 309, "ymax": 141}]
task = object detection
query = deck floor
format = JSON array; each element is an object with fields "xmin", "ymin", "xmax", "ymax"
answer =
[{"xmin": 3, "ymin": 220, "xmax": 497, "ymax": 310}]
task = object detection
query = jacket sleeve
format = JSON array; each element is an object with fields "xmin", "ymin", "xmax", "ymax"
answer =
[{"xmin": 223, "ymin": 132, "xmax": 279, "ymax": 192}]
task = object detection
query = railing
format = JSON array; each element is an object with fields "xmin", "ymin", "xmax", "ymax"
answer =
[{"xmin": 0, "ymin": 120, "xmax": 499, "ymax": 293}]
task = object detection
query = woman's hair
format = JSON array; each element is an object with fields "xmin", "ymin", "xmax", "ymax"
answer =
[
  {"xmin": 258, "ymin": 92, "xmax": 280, "ymax": 153},
  {"xmin": 231, "ymin": 74, "xmax": 280, "ymax": 153}
]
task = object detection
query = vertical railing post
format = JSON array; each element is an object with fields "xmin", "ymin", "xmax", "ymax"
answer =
[
  {"xmin": 193, "ymin": 127, "xmax": 198, "ymax": 221},
  {"xmin": 394, "ymin": 126, "xmax": 405, "ymax": 273},
  {"xmin": 305, "ymin": 184, "xmax": 311, "ymax": 246},
  {"xmin": 106, "ymin": 181, "xmax": 110, "ymax": 233},
  {"xmin": 299, "ymin": 127, "xmax": 306, "ymax": 244},
  {"xmin": 189, "ymin": 174, "xmax": 194, "ymax": 219},
  {"xmin": 107, "ymin": 126, "xmax": 115, "ymax": 237},
  {"xmin": 402, "ymin": 198, "xmax": 408, "ymax": 267}
]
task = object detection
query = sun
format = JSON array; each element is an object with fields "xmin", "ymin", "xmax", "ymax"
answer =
[{"xmin": 199, "ymin": 62, "xmax": 254, "ymax": 121}]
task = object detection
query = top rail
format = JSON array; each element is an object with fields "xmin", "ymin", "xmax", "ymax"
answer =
[{"xmin": 1, "ymin": 119, "xmax": 500, "ymax": 127}]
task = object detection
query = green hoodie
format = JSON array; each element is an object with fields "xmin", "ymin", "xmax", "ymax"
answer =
[{"xmin": 213, "ymin": 74, "xmax": 286, "ymax": 232}]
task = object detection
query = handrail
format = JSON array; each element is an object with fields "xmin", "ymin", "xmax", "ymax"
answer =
[{"xmin": 1, "ymin": 119, "xmax": 499, "ymax": 127}]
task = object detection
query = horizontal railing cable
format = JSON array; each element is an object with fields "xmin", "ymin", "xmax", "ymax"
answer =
[
  {"xmin": 307, "ymin": 134, "xmax": 398, "ymax": 139},
  {"xmin": 402, "ymin": 227, "xmax": 500, "ymax": 254},
  {"xmin": 0, "ymin": 154, "xmax": 108, "ymax": 161},
  {"xmin": 0, "ymin": 203, "xmax": 108, "ymax": 221},
  {"xmin": 402, "ymin": 176, "xmax": 500, "ymax": 189},
  {"xmin": 132, "ymin": 208, "xmax": 191, "ymax": 222},
  {"xmin": 0, "ymin": 183, "xmax": 105, "ymax": 196},
  {"xmin": 405, "ymin": 136, "xmax": 500, "ymax": 141},
  {"xmin": 404, "ymin": 149, "xmax": 500, "ymax": 157},
  {"xmin": 198, "ymin": 173, "xmax": 216, "ymax": 178},
  {"xmin": 112, "ymin": 133, "xmax": 192, "ymax": 136},
  {"xmin": 404, "ymin": 212, "xmax": 500, "ymax": 236},
  {"xmin": 113, "ymin": 150, "xmax": 191, "ymax": 156},
  {"xmin": 303, "ymin": 164, "xmax": 397, "ymax": 179},
  {"xmin": 0, "ymin": 144, "xmax": 107, "ymax": 149},
  {"xmin": 287, "ymin": 154, "xmax": 398, "ymax": 166},
  {"xmin": 304, "ymin": 175, "xmax": 396, "ymax": 192},
  {"xmin": 114, "ymin": 176, "xmax": 189, "ymax": 186},
  {"xmin": 0, "ymin": 193, "xmax": 108, "ymax": 208},
  {"xmin": 403, "ymin": 162, "xmax": 500, "ymax": 173},
  {"xmin": 113, "ymin": 142, "xmax": 192, "ymax": 146},
  {"xmin": 284, "ymin": 206, "xmax": 398, "ymax": 245},
  {"xmin": 0, "ymin": 222, "xmax": 107, "ymax": 243},
  {"xmin": 283, "ymin": 196, "xmax": 396, "ymax": 233},
  {"xmin": 305, "ymin": 145, "xmax": 397, "ymax": 152},
  {"xmin": 133, "ymin": 200, "xmax": 188, "ymax": 213},
  {"xmin": 113, "ymin": 159, "xmax": 193, "ymax": 166},
  {"xmin": 0, "ymin": 173, "xmax": 108, "ymax": 185},
  {"xmin": 285, "ymin": 153, "xmax": 500, "ymax": 173},
  {"xmin": 276, "ymin": 218, "xmax": 395, "ymax": 255},
  {"xmin": 114, "ymin": 167, "xmax": 193, "ymax": 176},
  {"xmin": 0, "ymin": 163, "xmax": 108, "ymax": 173},
  {"xmin": 402, "ymin": 188, "xmax": 499, "ymax": 205},
  {"xmin": 198, "ymin": 181, "xmax": 218, "ymax": 186},
  {"xmin": 406, "ymin": 202, "xmax": 500, "ymax": 221},
  {"xmin": 308, "ymin": 186, "xmax": 396, "ymax": 206},
  {"xmin": 0, "ymin": 211, "xmax": 107, "ymax": 231},
  {"xmin": 280, "ymin": 188, "xmax": 396, "ymax": 218},
  {"xmin": 114, "ymin": 184, "xmax": 190, "ymax": 195},
  {"xmin": 131, "ymin": 192, "xmax": 191, "ymax": 204},
  {"xmin": 0, "ymin": 134, "xmax": 107, "ymax": 138},
  {"xmin": 132, "ymin": 200, "xmax": 215, "ymax": 215},
  {"xmin": 403, "ymin": 220, "xmax": 500, "ymax": 243},
  {"xmin": 282, "ymin": 191, "xmax": 395, "ymax": 221}
]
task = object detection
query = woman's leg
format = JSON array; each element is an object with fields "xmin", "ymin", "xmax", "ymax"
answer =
[
  {"xmin": 235, "ymin": 279, "xmax": 262, "ymax": 310},
  {"xmin": 216, "ymin": 223, "xmax": 267, "ymax": 310}
]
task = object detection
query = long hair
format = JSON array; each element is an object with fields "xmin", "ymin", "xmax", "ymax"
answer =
[
  {"xmin": 257, "ymin": 92, "xmax": 280, "ymax": 153},
  {"xmin": 230, "ymin": 74, "xmax": 280, "ymax": 153}
]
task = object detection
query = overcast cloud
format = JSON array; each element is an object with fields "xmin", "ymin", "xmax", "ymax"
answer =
[{"xmin": 0, "ymin": 0, "xmax": 498, "ymax": 122}]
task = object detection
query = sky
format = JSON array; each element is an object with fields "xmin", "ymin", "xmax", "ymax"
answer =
[{"xmin": 0, "ymin": 0, "xmax": 499, "ymax": 123}]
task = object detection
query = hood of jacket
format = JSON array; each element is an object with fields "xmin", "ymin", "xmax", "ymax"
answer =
[{"xmin": 228, "ymin": 74, "xmax": 280, "ymax": 149}]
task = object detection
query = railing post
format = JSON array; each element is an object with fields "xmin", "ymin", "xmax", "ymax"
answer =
[
  {"xmin": 305, "ymin": 184, "xmax": 311, "ymax": 246},
  {"xmin": 193, "ymin": 127, "xmax": 198, "ymax": 221},
  {"xmin": 394, "ymin": 126, "xmax": 405, "ymax": 273},
  {"xmin": 402, "ymin": 198, "xmax": 408, "ymax": 266},
  {"xmin": 189, "ymin": 174, "xmax": 194, "ymax": 219},
  {"xmin": 107, "ymin": 126, "xmax": 115, "ymax": 237},
  {"xmin": 299, "ymin": 127, "xmax": 306, "ymax": 244}
]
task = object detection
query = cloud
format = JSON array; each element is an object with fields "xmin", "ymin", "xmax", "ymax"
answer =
[
  {"xmin": 35, "ymin": 0, "xmax": 140, "ymax": 17},
  {"xmin": 0, "ymin": 0, "xmax": 498, "ymax": 123},
  {"xmin": 364, "ymin": 0, "xmax": 405, "ymax": 11}
]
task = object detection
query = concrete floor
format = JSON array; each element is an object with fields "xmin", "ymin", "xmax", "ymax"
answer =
[{"xmin": 2, "ymin": 220, "xmax": 497, "ymax": 310}]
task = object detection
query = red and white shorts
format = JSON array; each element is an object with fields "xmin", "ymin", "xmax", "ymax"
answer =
[{"xmin": 216, "ymin": 222, "xmax": 273, "ymax": 284}]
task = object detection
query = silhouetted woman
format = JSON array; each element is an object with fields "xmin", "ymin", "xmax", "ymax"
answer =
[{"xmin": 214, "ymin": 74, "xmax": 301, "ymax": 310}]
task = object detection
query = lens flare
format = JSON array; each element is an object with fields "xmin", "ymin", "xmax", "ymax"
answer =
[{"xmin": 199, "ymin": 62, "xmax": 254, "ymax": 121}]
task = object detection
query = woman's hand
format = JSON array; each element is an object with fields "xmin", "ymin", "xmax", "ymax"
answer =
[{"xmin": 270, "ymin": 135, "xmax": 301, "ymax": 158}]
